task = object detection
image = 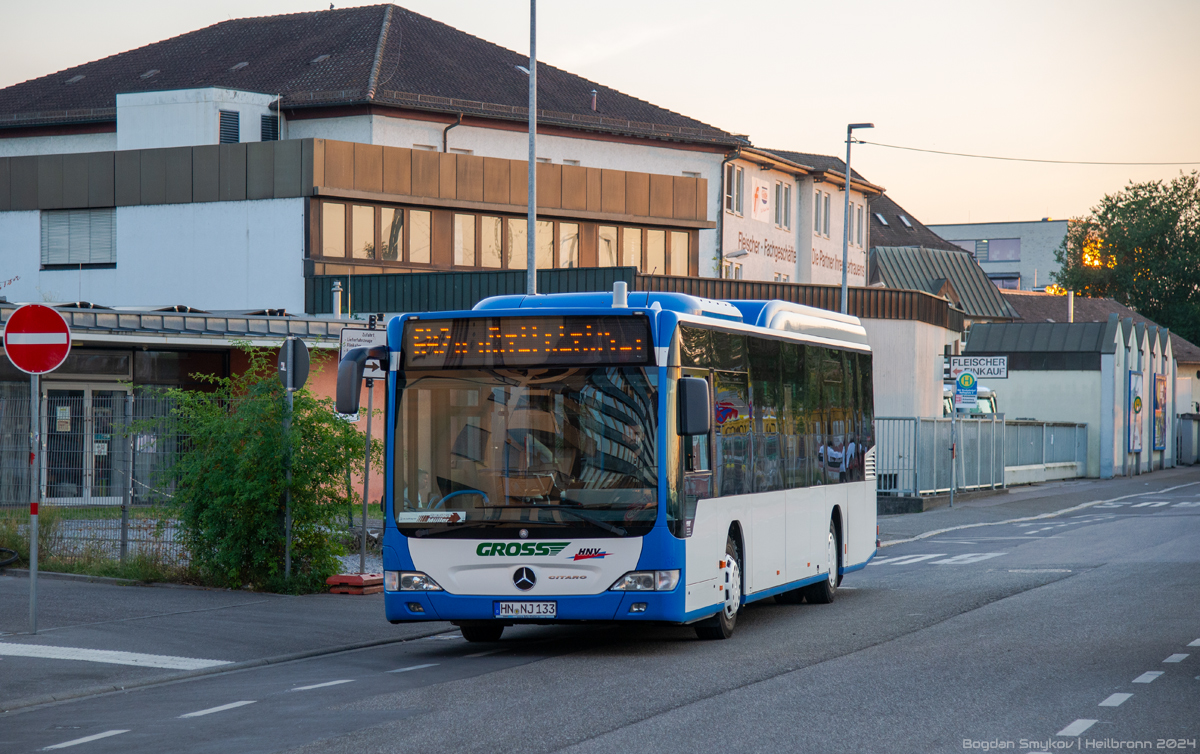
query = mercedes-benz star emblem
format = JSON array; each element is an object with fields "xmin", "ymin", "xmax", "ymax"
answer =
[{"xmin": 513, "ymin": 567, "xmax": 536, "ymax": 591}]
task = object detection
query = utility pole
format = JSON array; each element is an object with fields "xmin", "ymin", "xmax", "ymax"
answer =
[
  {"xmin": 527, "ymin": 0, "xmax": 538, "ymax": 294},
  {"xmin": 840, "ymin": 123, "xmax": 873, "ymax": 314}
]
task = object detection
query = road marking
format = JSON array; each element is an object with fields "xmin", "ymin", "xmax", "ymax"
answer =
[
  {"xmin": 42, "ymin": 730, "xmax": 130, "ymax": 750},
  {"xmin": 881, "ymin": 480, "xmax": 1200, "ymax": 548},
  {"xmin": 1057, "ymin": 719, "xmax": 1097, "ymax": 736},
  {"xmin": 1189, "ymin": 639, "xmax": 1200, "ymax": 647},
  {"xmin": 869, "ymin": 554, "xmax": 947, "ymax": 566},
  {"xmin": 179, "ymin": 700, "xmax": 256, "ymax": 718},
  {"xmin": 1008, "ymin": 569, "xmax": 1072, "ymax": 573},
  {"xmin": 1175, "ymin": 502, "xmax": 1200, "ymax": 507},
  {"xmin": 387, "ymin": 663, "xmax": 439, "ymax": 674},
  {"xmin": 930, "ymin": 553, "xmax": 1005, "ymax": 565},
  {"xmin": 291, "ymin": 680, "xmax": 354, "ymax": 691},
  {"xmin": 1164, "ymin": 653, "xmax": 1189, "ymax": 663},
  {"xmin": 0, "ymin": 642, "xmax": 230, "ymax": 670},
  {"xmin": 465, "ymin": 648, "xmax": 508, "ymax": 657},
  {"xmin": 1133, "ymin": 671, "xmax": 1164, "ymax": 683},
  {"xmin": 1099, "ymin": 693, "xmax": 1132, "ymax": 707}
]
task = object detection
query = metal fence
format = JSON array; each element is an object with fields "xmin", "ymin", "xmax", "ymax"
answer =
[
  {"xmin": 875, "ymin": 416, "xmax": 1087, "ymax": 497},
  {"xmin": 0, "ymin": 386, "xmax": 187, "ymax": 567}
]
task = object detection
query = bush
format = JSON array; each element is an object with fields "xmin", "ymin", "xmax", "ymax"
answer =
[{"xmin": 162, "ymin": 346, "xmax": 377, "ymax": 593}]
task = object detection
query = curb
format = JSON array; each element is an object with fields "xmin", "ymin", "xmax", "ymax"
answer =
[
  {"xmin": 1, "ymin": 569, "xmax": 140, "ymax": 587},
  {"xmin": 878, "ymin": 479, "xmax": 1200, "ymax": 548},
  {"xmin": 0, "ymin": 626, "xmax": 457, "ymax": 714}
]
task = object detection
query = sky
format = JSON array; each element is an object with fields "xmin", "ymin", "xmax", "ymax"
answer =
[{"xmin": 2, "ymin": 0, "xmax": 1198, "ymax": 225}]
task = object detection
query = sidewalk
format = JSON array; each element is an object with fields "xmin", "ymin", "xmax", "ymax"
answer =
[
  {"xmin": 0, "ymin": 574, "xmax": 453, "ymax": 712},
  {"xmin": 878, "ymin": 465, "xmax": 1200, "ymax": 544}
]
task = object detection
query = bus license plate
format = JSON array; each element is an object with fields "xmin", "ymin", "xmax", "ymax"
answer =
[{"xmin": 494, "ymin": 601, "xmax": 557, "ymax": 618}]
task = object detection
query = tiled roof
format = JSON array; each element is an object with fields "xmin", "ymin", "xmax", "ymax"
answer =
[
  {"xmin": 965, "ymin": 319, "xmax": 1121, "ymax": 355},
  {"xmin": 869, "ymin": 194, "xmax": 965, "ymax": 252},
  {"xmin": 758, "ymin": 149, "xmax": 871, "ymax": 183},
  {"xmin": 869, "ymin": 246, "xmax": 1019, "ymax": 320},
  {"xmin": 1001, "ymin": 290, "xmax": 1200, "ymax": 364},
  {"xmin": 0, "ymin": 5, "xmax": 736, "ymax": 146}
]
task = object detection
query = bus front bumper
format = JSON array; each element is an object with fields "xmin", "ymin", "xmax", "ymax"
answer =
[{"xmin": 385, "ymin": 589, "xmax": 686, "ymax": 624}]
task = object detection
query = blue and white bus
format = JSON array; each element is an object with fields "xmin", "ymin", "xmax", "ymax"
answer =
[{"xmin": 337, "ymin": 284, "xmax": 877, "ymax": 641}]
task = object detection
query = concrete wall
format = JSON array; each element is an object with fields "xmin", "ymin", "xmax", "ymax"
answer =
[
  {"xmin": 990, "ymin": 370, "xmax": 1103, "ymax": 477},
  {"xmin": 287, "ymin": 114, "xmax": 727, "ymax": 275},
  {"xmin": 0, "ymin": 199, "xmax": 305, "ymax": 311},
  {"xmin": 0, "ymin": 132, "xmax": 117, "ymax": 158},
  {"xmin": 117, "ymin": 89, "xmax": 277, "ymax": 150},
  {"xmin": 928, "ymin": 219, "xmax": 1068, "ymax": 291},
  {"xmin": 863, "ymin": 318, "xmax": 956, "ymax": 418}
]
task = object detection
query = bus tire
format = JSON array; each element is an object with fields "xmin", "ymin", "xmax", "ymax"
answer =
[
  {"xmin": 804, "ymin": 519, "xmax": 840, "ymax": 605},
  {"xmin": 695, "ymin": 536, "xmax": 742, "ymax": 640},
  {"xmin": 459, "ymin": 623, "xmax": 504, "ymax": 642}
]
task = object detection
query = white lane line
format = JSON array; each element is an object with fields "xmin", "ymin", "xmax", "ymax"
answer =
[
  {"xmin": 0, "ymin": 642, "xmax": 230, "ymax": 670},
  {"xmin": 1099, "ymin": 693, "xmax": 1132, "ymax": 707},
  {"xmin": 1189, "ymin": 639, "xmax": 1200, "ymax": 647},
  {"xmin": 1130, "ymin": 501, "xmax": 1158, "ymax": 508},
  {"xmin": 880, "ymin": 480, "xmax": 1200, "ymax": 548},
  {"xmin": 1175, "ymin": 502, "xmax": 1200, "ymax": 507},
  {"xmin": 291, "ymin": 680, "xmax": 354, "ymax": 691},
  {"xmin": 387, "ymin": 663, "xmax": 439, "ymax": 674},
  {"xmin": 1057, "ymin": 719, "xmax": 1098, "ymax": 737},
  {"xmin": 179, "ymin": 700, "xmax": 256, "ymax": 718},
  {"xmin": 869, "ymin": 554, "xmax": 947, "ymax": 566},
  {"xmin": 1164, "ymin": 653, "xmax": 1189, "ymax": 663},
  {"xmin": 42, "ymin": 730, "xmax": 129, "ymax": 750},
  {"xmin": 1133, "ymin": 671, "xmax": 1164, "ymax": 683},
  {"xmin": 931, "ymin": 553, "xmax": 1006, "ymax": 565},
  {"xmin": 465, "ymin": 648, "xmax": 507, "ymax": 658}
]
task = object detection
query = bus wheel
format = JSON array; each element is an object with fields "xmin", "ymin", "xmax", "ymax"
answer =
[
  {"xmin": 805, "ymin": 519, "xmax": 840, "ymax": 605},
  {"xmin": 458, "ymin": 623, "xmax": 504, "ymax": 642},
  {"xmin": 695, "ymin": 536, "xmax": 742, "ymax": 640}
]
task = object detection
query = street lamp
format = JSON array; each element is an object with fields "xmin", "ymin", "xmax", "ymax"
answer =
[{"xmin": 840, "ymin": 122, "xmax": 873, "ymax": 314}]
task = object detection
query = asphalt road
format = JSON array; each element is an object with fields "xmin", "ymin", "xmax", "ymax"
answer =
[{"xmin": 3, "ymin": 470, "xmax": 1199, "ymax": 753}]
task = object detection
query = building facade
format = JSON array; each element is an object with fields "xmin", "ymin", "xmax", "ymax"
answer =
[{"xmin": 927, "ymin": 219, "xmax": 1069, "ymax": 291}]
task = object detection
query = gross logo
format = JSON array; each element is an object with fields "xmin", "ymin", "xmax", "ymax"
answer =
[
  {"xmin": 476, "ymin": 542, "xmax": 569, "ymax": 557},
  {"xmin": 513, "ymin": 567, "xmax": 536, "ymax": 591},
  {"xmin": 571, "ymin": 547, "xmax": 610, "ymax": 561}
]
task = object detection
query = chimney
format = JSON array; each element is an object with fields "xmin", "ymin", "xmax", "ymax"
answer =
[
  {"xmin": 590, "ymin": 89, "xmax": 597, "ymax": 112},
  {"xmin": 1068, "ymin": 290, "xmax": 1074, "ymax": 323}
]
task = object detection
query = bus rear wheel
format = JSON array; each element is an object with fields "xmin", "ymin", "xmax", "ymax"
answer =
[
  {"xmin": 458, "ymin": 623, "xmax": 504, "ymax": 642},
  {"xmin": 804, "ymin": 519, "xmax": 840, "ymax": 604},
  {"xmin": 695, "ymin": 536, "xmax": 741, "ymax": 640}
]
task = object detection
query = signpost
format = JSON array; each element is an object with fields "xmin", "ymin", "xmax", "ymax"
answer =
[
  {"xmin": 949, "ymin": 355, "xmax": 1007, "ymax": 381},
  {"xmin": 277, "ymin": 336, "xmax": 310, "ymax": 579},
  {"xmin": 339, "ymin": 318, "xmax": 386, "ymax": 574},
  {"xmin": 4, "ymin": 304, "xmax": 72, "ymax": 634}
]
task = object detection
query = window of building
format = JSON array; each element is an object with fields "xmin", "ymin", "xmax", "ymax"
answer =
[
  {"xmin": 775, "ymin": 182, "xmax": 791, "ymax": 229},
  {"xmin": 599, "ymin": 226, "xmax": 618, "ymax": 267},
  {"xmin": 646, "ymin": 229, "xmax": 666, "ymax": 275},
  {"xmin": 558, "ymin": 223, "xmax": 580, "ymax": 268},
  {"xmin": 352, "ymin": 205, "xmax": 375, "ymax": 259},
  {"xmin": 823, "ymin": 193, "xmax": 831, "ymax": 236},
  {"xmin": 856, "ymin": 205, "xmax": 864, "ymax": 246},
  {"xmin": 951, "ymin": 239, "xmax": 976, "ymax": 256},
  {"xmin": 670, "ymin": 231, "xmax": 689, "ymax": 275},
  {"xmin": 725, "ymin": 164, "xmax": 744, "ymax": 215},
  {"xmin": 976, "ymin": 239, "xmax": 990, "ymax": 262},
  {"xmin": 733, "ymin": 263, "xmax": 743, "ymax": 279},
  {"xmin": 481, "ymin": 216, "xmax": 503, "ymax": 268},
  {"xmin": 449, "ymin": 148, "xmax": 473, "ymax": 155},
  {"xmin": 322, "ymin": 203, "xmax": 346, "ymax": 257},
  {"xmin": 507, "ymin": 218, "xmax": 527, "ymax": 269},
  {"xmin": 381, "ymin": 208, "xmax": 402, "ymax": 261},
  {"xmin": 989, "ymin": 238, "xmax": 1021, "ymax": 261},
  {"xmin": 40, "ymin": 209, "xmax": 115, "ymax": 267},
  {"xmin": 218, "ymin": 110, "xmax": 239, "ymax": 144},
  {"xmin": 814, "ymin": 190, "xmax": 822, "ymax": 235},
  {"xmin": 454, "ymin": 214, "xmax": 476, "ymax": 266},
  {"xmin": 874, "ymin": 212, "xmax": 888, "ymax": 227},
  {"xmin": 409, "ymin": 210, "xmax": 431, "ymax": 264},
  {"xmin": 563, "ymin": 159, "xmax": 581, "ymax": 166},
  {"xmin": 536, "ymin": 157, "xmax": 552, "ymax": 164},
  {"xmin": 899, "ymin": 215, "xmax": 913, "ymax": 229},
  {"xmin": 412, "ymin": 144, "xmax": 437, "ymax": 151},
  {"xmin": 260, "ymin": 114, "xmax": 279, "ymax": 141},
  {"xmin": 623, "ymin": 227, "xmax": 642, "ymax": 270},
  {"xmin": 536, "ymin": 220, "xmax": 554, "ymax": 268}
]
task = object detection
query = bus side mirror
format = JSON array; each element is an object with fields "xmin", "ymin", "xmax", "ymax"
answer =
[
  {"xmin": 678, "ymin": 377, "xmax": 711, "ymax": 436},
  {"xmin": 336, "ymin": 347, "xmax": 370, "ymax": 414}
]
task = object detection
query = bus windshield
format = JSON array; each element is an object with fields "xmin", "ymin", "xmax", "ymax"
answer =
[{"xmin": 394, "ymin": 366, "xmax": 658, "ymax": 537}]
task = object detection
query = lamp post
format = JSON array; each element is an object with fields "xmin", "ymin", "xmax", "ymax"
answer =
[
  {"xmin": 840, "ymin": 122, "xmax": 873, "ymax": 314},
  {"xmin": 526, "ymin": 0, "xmax": 537, "ymax": 294}
]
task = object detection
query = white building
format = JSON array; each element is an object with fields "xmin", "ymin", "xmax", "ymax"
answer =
[{"xmin": 927, "ymin": 219, "xmax": 1070, "ymax": 291}]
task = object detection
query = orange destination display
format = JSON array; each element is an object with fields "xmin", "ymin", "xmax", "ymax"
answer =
[{"xmin": 403, "ymin": 315, "xmax": 651, "ymax": 369}]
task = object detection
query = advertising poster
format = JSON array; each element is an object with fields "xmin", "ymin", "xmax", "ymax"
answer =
[
  {"xmin": 1128, "ymin": 371, "xmax": 1143, "ymax": 453},
  {"xmin": 751, "ymin": 178, "xmax": 771, "ymax": 223},
  {"xmin": 1153, "ymin": 374, "xmax": 1167, "ymax": 451}
]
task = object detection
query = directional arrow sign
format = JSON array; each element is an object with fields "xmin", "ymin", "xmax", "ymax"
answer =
[{"xmin": 3, "ymin": 304, "xmax": 71, "ymax": 375}]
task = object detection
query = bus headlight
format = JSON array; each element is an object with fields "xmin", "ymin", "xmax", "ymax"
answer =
[
  {"xmin": 386, "ymin": 571, "xmax": 443, "ymax": 592},
  {"xmin": 609, "ymin": 570, "xmax": 679, "ymax": 592}
]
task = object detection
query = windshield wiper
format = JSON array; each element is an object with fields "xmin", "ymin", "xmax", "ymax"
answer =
[{"xmin": 488, "ymin": 505, "xmax": 628, "ymax": 536}]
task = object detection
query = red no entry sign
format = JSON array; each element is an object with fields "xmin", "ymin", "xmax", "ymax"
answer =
[{"xmin": 3, "ymin": 304, "xmax": 71, "ymax": 374}]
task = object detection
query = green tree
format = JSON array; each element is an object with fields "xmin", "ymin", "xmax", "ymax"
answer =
[
  {"xmin": 1054, "ymin": 171, "xmax": 1200, "ymax": 343},
  {"xmin": 164, "ymin": 346, "xmax": 376, "ymax": 593}
]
